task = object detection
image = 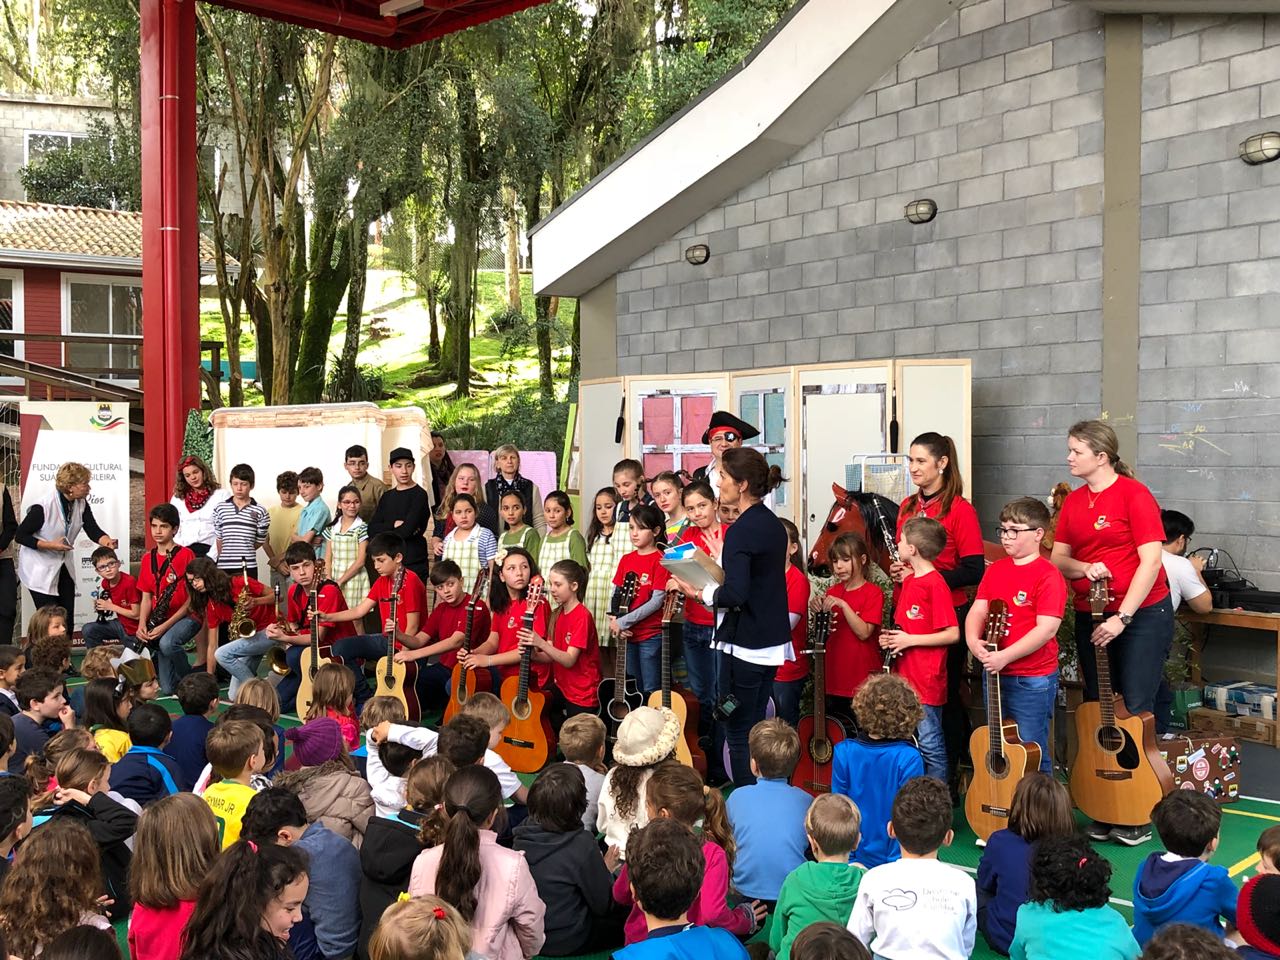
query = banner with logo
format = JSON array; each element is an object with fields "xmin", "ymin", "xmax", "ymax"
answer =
[{"xmin": 18, "ymin": 401, "xmax": 131, "ymax": 637}]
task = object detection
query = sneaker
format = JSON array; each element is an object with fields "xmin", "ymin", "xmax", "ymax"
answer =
[
  {"xmin": 1086, "ymin": 820, "xmax": 1113, "ymax": 841},
  {"xmin": 1110, "ymin": 824, "xmax": 1153, "ymax": 846}
]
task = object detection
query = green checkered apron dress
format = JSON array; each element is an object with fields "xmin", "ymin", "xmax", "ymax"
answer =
[
  {"xmin": 586, "ymin": 530, "xmax": 627, "ymax": 648},
  {"xmin": 324, "ymin": 518, "xmax": 369, "ymax": 608}
]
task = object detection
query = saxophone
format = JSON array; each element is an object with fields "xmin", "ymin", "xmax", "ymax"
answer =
[{"xmin": 228, "ymin": 560, "xmax": 258, "ymax": 639}]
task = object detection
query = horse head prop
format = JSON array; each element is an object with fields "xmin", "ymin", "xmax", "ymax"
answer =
[{"xmin": 808, "ymin": 483, "xmax": 900, "ymax": 579}]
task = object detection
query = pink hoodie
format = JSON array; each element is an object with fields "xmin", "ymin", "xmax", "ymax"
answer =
[
  {"xmin": 612, "ymin": 838, "xmax": 754, "ymax": 944},
  {"xmin": 409, "ymin": 829, "xmax": 546, "ymax": 960}
]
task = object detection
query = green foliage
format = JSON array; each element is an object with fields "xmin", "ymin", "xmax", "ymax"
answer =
[
  {"xmin": 182, "ymin": 410, "xmax": 214, "ymax": 463},
  {"xmin": 325, "ymin": 359, "xmax": 385, "ymax": 403},
  {"xmin": 430, "ymin": 387, "xmax": 569, "ymax": 456},
  {"xmin": 19, "ymin": 119, "xmax": 140, "ymax": 210}
]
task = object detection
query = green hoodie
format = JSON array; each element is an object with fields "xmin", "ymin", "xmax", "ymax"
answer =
[{"xmin": 769, "ymin": 860, "xmax": 866, "ymax": 960}]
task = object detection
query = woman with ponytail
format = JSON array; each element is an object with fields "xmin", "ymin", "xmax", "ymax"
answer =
[
  {"xmin": 891, "ymin": 432, "xmax": 985, "ymax": 790},
  {"xmin": 408, "ymin": 765, "xmax": 545, "ymax": 960},
  {"xmin": 179, "ymin": 840, "xmax": 309, "ymax": 960},
  {"xmin": 1050, "ymin": 420, "xmax": 1171, "ymax": 845}
]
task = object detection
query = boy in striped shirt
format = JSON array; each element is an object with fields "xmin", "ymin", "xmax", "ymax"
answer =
[{"xmin": 213, "ymin": 463, "xmax": 270, "ymax": 579}]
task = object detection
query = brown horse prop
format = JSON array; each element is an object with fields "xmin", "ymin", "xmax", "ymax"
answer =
[{"xmin": 809, "ymin": 483, "xmax": 900, "ymax": 580}]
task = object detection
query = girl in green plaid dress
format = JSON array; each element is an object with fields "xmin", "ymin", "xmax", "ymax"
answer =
[
  {"xmin": 441, "ymin": 493, "xmax": 497, "ymax": 586},
  {"xmin": 323, "ymin": 484, "xmax": 369, "ymax": 608},
  {"xmin": 497, "ymin": 490, "xmax": 542, "ymax": 560},
  {"xmin": 585, "ymin": 488, "xmax": 624, "ymax": 646},
  {"xmin": 537, "ymin": 491, "xmax": 587, "ymax": 609}
]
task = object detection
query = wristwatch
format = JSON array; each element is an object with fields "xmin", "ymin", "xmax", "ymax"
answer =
[{"xmin": 1117, "ymin": 612, "xmax": 1134, "ymax": 626}]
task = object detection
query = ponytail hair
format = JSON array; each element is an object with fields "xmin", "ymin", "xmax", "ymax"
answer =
[
  {"xmin": 645, "ymin": 761, "xmax": 738, "ymax": 871},
  {"xmin": 1069, "ymin": 420, "xmax": 1134, "ymax": 479},
  {"xmin": 550, "ymin": 559, "xmax": 588, "ymax": 602},
  {"xmin": 902, "ymin": 432, "xmax": 965, "ymax": 519},
  {"xmin": 404, "ymin": 754, "xmax": 455, "ymax": 848},
  {"xmin": 53, "ymin": 747, "xmax": 109, "ymax": 794},
  {"xmin": 720, "ymin": 448, "xmax": 784, "ymax": 500},
  {"xmin": 436, "ymin": 765, "xmax": 504, "ymax": 923}
]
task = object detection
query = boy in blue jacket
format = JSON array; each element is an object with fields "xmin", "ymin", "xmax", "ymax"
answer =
[
  {"xmin": 1132, "ymin": 790, "xmax": 1237, "ymax": 945},
  {"xmin": 110, "ymin": 702, "xmax": 186, "ymax": 802},
  {"xmin": 614, "ymin": 818, "xmax": 749, "ymax": 960}
]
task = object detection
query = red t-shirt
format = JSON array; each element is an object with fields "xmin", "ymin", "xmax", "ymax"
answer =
[
  {"xmin": 675, "ymin": 526, "xmax": 721, "ymax": 627},
  {"xmin": 548, "ymin": 601, "xmax": 601, "ymax": 707},
  {"xmin": 613, "ymin": 550, "xmax": 670, "ymax": 640},
  {"xmin": 287, "ymin": 581, "xmax": 358, "ymax": 645},
  {"xmin": 1053, "ymin": 476, "xmax": 1170, "ymax": 612},
  {"xmin": 895, "ymin": 494, "xmax": 984, "ymax": 607},
  {"xmin": 975, "ymin": 556, "xmax": 1067, "ymax": 677},
  {"xmin": 775, "ymin": 564, "xmax": 813, "ymax": 683},
  {"xmin": 825, "ymin": 580, "xmax": 885, "ymax": 698},
  {"xmin": 366, "ymin": 569, "xmax": 429, "ymax": 633},
  {"xmin": 422, "ymin": 596, "xmax": 492, "ymax": 669},
  {"xmin": 893, "ymin": 570, "xmax": 959, "ymax": 706},
  {"xmin": 137, "ymin": 546, "xmax": 195, "ymax": 619},
  {"xmin": 100, "ymin": 571, "xmax": 143, "ymax": 636},
  {"xmin": 493, "ymin": 597, "xmax": 553, "ymax": 689},
  {"xmin": 202, "ymin": 578, "xmax": 272, "ymax": 631}
]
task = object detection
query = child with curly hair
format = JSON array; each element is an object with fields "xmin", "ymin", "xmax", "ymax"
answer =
[
  {"xmin": 1008, "ymin": 833, "xmax": 1140, "ymax": 960},
  {"xmin": 80, "ymin": 644, "xmax": 124, "ymax": 681},
  {"xmin": 831, "ymin": 674, "xmax": 924, "ymax": 867},
  {"xmin": 597, "ymin": 707, "xmax": 679, "ymax": 855}
]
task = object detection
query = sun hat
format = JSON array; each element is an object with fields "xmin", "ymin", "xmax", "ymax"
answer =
[
  {"xmin": 612, "ymin": 706, "xmax": 681, "ymax": 766},
  {"xmin": 284, "ymin": 716, "xmax": 345, "ymax": 767}
]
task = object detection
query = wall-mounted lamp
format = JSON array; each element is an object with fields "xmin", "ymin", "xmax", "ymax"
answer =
[
  {"xmin": 684, "ymin": 244, "xmax": 710, "ymax": 265},
  {"xmin": 904, "ymin": 199, "xmax": 938, "ymax": 224},
  {"xmin": 1240, "ymin": 132, "xmax": 1280, "ymax": 165}
]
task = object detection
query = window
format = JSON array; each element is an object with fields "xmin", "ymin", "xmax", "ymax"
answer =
[
  {"xmin": 738, "ymin": 389, "xmax": 789, "ymax": 506},
  {"xmin": 24, "ymin": 131, "xmax": 89, "ymax": 166},
  {"xmin": 63, "ymin": 276, "xmax": 141, "ymax": 378},
  {"xmin": 637, "ymin": 391, "xmax": 715, "ymax": 480},
  {"xmin": 0, "ymin": 271, "xmax": 23, "ymax": 367}
]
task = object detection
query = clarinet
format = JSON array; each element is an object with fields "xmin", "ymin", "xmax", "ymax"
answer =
[
  {"xmin": 873, "ymin": 497, "xmax": 903, "ymax": 671},
  {"xmin": 147, "ymin": 574, "xmax": 180, "ymax": 630},
  {"xmin": 96, "ymin": 584, "xmax": 113, "ymax": 623}
]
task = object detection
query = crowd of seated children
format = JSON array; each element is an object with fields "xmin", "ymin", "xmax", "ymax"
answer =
[{"xmin": 275, "ymin": 716, "xmax": 374, "ymax": 845}]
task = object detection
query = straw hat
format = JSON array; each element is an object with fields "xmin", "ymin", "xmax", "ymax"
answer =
[{"xmin": 613, "ymin": 706, "xmax": 681, "ymax": 766}]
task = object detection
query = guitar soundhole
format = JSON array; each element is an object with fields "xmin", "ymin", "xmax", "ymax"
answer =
[
  {"xmin": 810, "ymin": 738, "xmax": 832, "ymax": 765},
  {"xmin": 986, "ymin": 752, "xmax": 1010, "ymax": 779},
  {"xmin": 512, "ymin": 698, "xmax": 531, "ymax": 721},
  {"xmin": 607, "ymin": 700, "xmax": 630, "ymax": 723},
  {"xmin": 1095, "ymin": 725, "xmax": 1141, "ymax": 768}
]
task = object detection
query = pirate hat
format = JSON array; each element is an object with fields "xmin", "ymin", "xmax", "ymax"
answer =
[{"xmin": 701, "ymin": 410, "xmax": 760, "ymax": 446}]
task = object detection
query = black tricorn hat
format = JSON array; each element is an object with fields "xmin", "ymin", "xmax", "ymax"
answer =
[{"xmin": 701, "ymin": 410, "xmax": 760, "ymax": 446}]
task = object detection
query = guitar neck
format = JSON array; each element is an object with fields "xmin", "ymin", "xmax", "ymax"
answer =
[
  {"xmin": 660, "ymin": 622, "xmax": 672, "ymax": 707},
  {"xmin": 517, "ymin": 607, "xmax": 537, "ymax": 701},
  {"xmin": 1095, "ymin": 615, "xmax": 1117, "ymax": 727},
  {"xmin": 986, "ymin": 644, "xmax": 1004, "ymax": 760},
  {"xmin": 812, "ymin": 616, "xmax": 827, "ymax": 732}
]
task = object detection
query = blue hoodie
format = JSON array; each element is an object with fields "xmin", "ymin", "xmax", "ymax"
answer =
[{"xmin": 1132, "ymin": 853, "xmax": 1238, "ymax": 945}]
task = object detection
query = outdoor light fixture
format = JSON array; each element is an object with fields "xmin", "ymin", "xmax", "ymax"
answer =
[
  {"xmin": 904, "ymin": 199, "xmax": 938, "ymax": 224},
  {"xmin": 684, "ymin": 244, "xmax": 710, "ymax": 265},
  {"xmin": 1239, "ymin": 132, "xmax": 1280, "ymax": 165}
]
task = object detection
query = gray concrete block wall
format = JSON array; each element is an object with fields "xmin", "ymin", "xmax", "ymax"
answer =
[
  {"xmin": 614, "ymin": 0, "xmax": 1280, "ymax": 589},
  {"xmin": 0, "ymin": 96, "xmax": 112, "ymax": 201}
]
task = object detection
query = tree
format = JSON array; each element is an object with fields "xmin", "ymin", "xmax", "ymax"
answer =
[{"xmin": 19, "ymin": 118, "xmax": 139, "ymax": 209}]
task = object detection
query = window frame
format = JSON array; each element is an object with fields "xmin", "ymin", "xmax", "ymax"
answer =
[
  {"xmin": 60, "ymin": 272, "xmax": 142, "ymax": 383},
  {"xmin": 23, "ymin": 130, "xmax": 90, "ymax": 167}
]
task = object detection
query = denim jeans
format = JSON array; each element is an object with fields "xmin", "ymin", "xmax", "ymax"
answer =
[
  {"xmin": 916, "ymin": 703, "xmax": 948, "ymax": 781},
  {"xmin": 771, "ymin": 677, "xmax": 805, "ymax": 728},
  {"xmin": 82, "ymin": 618, "xmax": 133, "ymax": 650},
  {"xmin": 680, "ymin": 621, "xmax": 718, "ymax": 712},
  {"xmin": 156, "ymin": 617, "xmax": 203, "ymax": 694},
  {"xmin": 333, "ymin": 633, "xmax": 391, "ymax": 706},
  {"xmin": 215, "ymin": 629, "xmax": 277, "ymax": 700},
  {"xmin": 717, "ymin": 652, "xmax": 777, "ymax": 786},
  {"xmin": 983, "ymin": 671, "xmax": 1058, "ymax": 775},
  {"xmin": 277, "ymin": 644, "xmax": 306, "ymax": 714},
  {"xmin": 1074, "ymin": 597, "xmax": 1174, "ymax": 717},
  {"xmin": 625, "ymin": 635, "xmax": 662, "ymax": 696}
]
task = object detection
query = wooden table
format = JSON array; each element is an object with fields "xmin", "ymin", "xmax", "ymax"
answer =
[{"xmin": 1182, "ymin": 608, "xmax": 1280, "ymax": 747}]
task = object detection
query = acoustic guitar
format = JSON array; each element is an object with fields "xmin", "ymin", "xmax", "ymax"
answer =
[
  {"xmin": 598, "ymin": 571, "xmax": 643, "ymax": 743},
  {"xmin": 497, "ymin": 576, "xmax": 554, "ymax": 773},
  {"xmin": 1069, "ymin": 579, "xmax": 1173, "ymax": 826},
  {"xmin": 964, "ymin": 599, "xmax": 1039, "ymax": 841},
  {"xmin": 374, "ymin": 568, "xmax": 420, "ymax": 721},
  {"xmin": 296, "ymin": 581, "xmax": 332, "ymax": 717},
  {"xmin": 793, "ymin": 611, "xmax": 847, "ymax": 795},
  {"xmin": 443, "ymin": 568, "xmax": 492, "ymax": 724},
  {"xmin": 647, "ymin": 590, "xmax": 706, "ymax": 775}
]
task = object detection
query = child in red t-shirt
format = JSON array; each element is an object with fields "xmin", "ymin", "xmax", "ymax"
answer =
[
  {"xmin": 467, "ymin": 547, "xmax": 552, "ymax": 691},
  {"xmin": 185, "ymin": 556, "xmax": 275, "ymax": 699},
  {"xmin": 771, "ymin": 519, "xmax": 813, "ymax": 728},
  {"xmin": 813, "ymin": 531, "xmax": 884, "ymax": 723},
  {"xmin": 321, "ymin": 531, "xmax": 427, "ymax": 707},
  {"xmin": 520, "ymin": 558, "xmax": 601, "ymax": 730},
  {"xmin": 136, "ymin": 504, "xmax": 200, "ymax": 695},
  {"xmin": 610, "ymin": 504, "xmax": 670, "ymax": 698},
  {"xmin": 881, "ymin": 516, "xmax": 959, "ymax": 781},
  {"xmin": 83, "ymin": 545, "xmax": 143, "ymax": 649},
  {"xmin": 398, "ymin": 559, "xmax": 492, "ymax": 714},
  {"xmin": 965, "ymin": 497, "xmax": 1067, "ymax": 774}
]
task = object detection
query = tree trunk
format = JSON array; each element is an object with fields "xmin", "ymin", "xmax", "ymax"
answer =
[
  {"xmin": 247, "ymin": 279, "xmax": 273, "ymax": 402},
  {"xmin": 335, "ymin": 219, "xmax": 369, "ymax": 402},
  {"xmin": 293, "ymin": 207, "xmax": 352, "ymax": 404},
  {"xmin": 446, "ymin": 212, "xmax": 479, "ymax": 396},
  {"xmin": 502, "ymin": 185, "xmax": 521, "ymax": 314},
  {"xmin": 535, "ymin": 293, "xmax": 553, "ymax": 399}
]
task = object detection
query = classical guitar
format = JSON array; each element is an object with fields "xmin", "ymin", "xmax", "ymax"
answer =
[
  {"xmin": 497, "ymin": 576, "xmax": 554, "ymax": 773},
  {"xmin": 964, "ymin": 599, "xmax": 1039, "ymax": 841},
  {"xmin": 296, "ymin": 581, "xmax": 332, "ymax": 717},
  {"xmin": 647, "ymin": 590, "xmax": 706, "ymax": 775},
  {"xmin": 598, "ymin": 571, "xmax": 643, "ymax": 743},
  {"xmin": 443, "ymin": 568, "xmax": 492, "ymax": 724},
  {"xmin": 1069, "ymin": 579, "xmax": 1173, "ymax": 826},
  {"xmin": 793, "ymin": 611, "xmax": 847, "ymax": 795},
  {"xmin": 375, "ymin": 568, "xmax": 420, "ymax": 721}
]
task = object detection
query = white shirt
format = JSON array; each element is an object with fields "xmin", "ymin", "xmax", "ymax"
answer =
[
  {"xmin": 575, "ymin": 763, "xmax": 606, "ymax": 834},
  {"xmin": 699, "ymin": 581, "xmax": 793, "ymax": 666},
  {"xmin": 378, "ymin": 722, "xmax": 520, "ymax": 803},
  {"xmin": 849, "ymin": 857, "xmax": 976, "ymax": 960},
  {"xmin": 1162, "ymin": 551, "xmax": 1208, "ymax": 612}
]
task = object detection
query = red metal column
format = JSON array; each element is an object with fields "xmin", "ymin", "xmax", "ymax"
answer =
[{"xmin": 141, "ymin": 0, "xmax": 199, "ymax": 524}]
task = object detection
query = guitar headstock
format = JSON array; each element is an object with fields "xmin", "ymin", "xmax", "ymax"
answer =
[
  {"xmin": 985, "ymin": 598, "xmax": 1010, "ymax": 652},
  {"xmin": 1088, "ymin": 578, "xmax": 1113, "ymax": 618},
  {"xmin": 618, "ymin": 571, "xmax": 639, "ymax": 611},
  {"xmin": 526, "ymin": 575, "xmax": 547, "ymax": 612},
  {"xmin": 471, "ymin": 567, "xmax": 490, "ymax": 608},
  {"xmin": 662, "ymin": 588, "xmax": 685, "ymax": 623},
  {"xmin": 812, "ymin": 608, "xmax": 834, "ymax": 649}
]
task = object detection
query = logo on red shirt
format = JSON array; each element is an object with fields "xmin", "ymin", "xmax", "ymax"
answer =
[
  {"xmin": 1093, "ymin": 515, "xmax": 1111, "ymax": 530},
  {"xmin": 507, "ymin": 616, "xmax": 517, "ymax": 629},
  {"xmin": 905, "ymin": 604, "xmax": 922, "ymax": 621},
  {"xmin": 638, "ymin": 573, "xmax": 651, "ymax": 586},
  {"xmin": 1013, "ymin": 590, "xmax": 1030, "ymax": 607}
]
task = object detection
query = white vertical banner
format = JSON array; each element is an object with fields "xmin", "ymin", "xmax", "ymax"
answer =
[{"xmin": 19, "ymin": 401, "xmax": 131, "ymax": 635}]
